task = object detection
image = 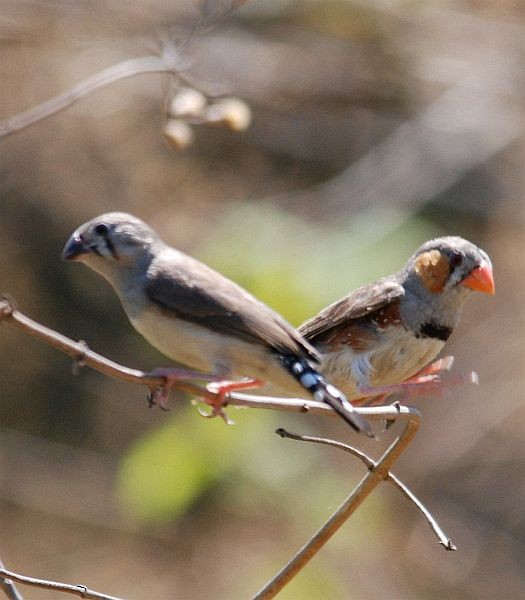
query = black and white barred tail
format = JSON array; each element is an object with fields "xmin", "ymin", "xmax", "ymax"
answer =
[{"xmin": 280, "ymin": 355, "xmax": 373, "ymax": 436}]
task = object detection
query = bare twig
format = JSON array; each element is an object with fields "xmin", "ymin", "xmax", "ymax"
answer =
[
  {"xmin": 0, "ymin": 560, "xmax": 24, "ymax": 600},
  {"xmin": 0, "ymin": 295, "xmax": 380, "ymax": 423},
  {"xmin": 254, "ymin": 405, "xmax": 421, "ymax": 599},
  {"xmin": 276, "ymin": 428, "xmax": 456, "ymax": 551},
  {"xmin": 0, "ymin": 295, "xmax": 431, "ymax": 599},
  {"xmin": 0, "ymin": 294, "xmax": 215, "ymax": 401},
  {"xmin": 0, "ymin": 56, "xmax": 172, "ymax": 138},
  {"xmin": 0, "ymin": 566, "xmax": 123, "ymax": 600},
  {"xmin": 0, "ymin": 48, "xmax": 249, "ymax": 145},
  {"xmin": 388, "ymin": 473, "xmax": 456, "ymax": 551}
]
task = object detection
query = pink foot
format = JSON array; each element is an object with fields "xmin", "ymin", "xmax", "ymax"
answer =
[
  {"xmin": 354, "ymin": 357, "xmax": 477, "ymax": 406},
  {"xmin": 147, "ymin": 367, "xmax": 217, "ymax": 410},
  {"xmin": 406, "ymin": 356, "xmax": 455, "ymax": 379},
  {"xmin": 201, "ymin": 379, "xmax": 263, "ymax": 424},
  {"xmin": 358, "ymin": 375, "xmax": 446, "ymax": 401}
]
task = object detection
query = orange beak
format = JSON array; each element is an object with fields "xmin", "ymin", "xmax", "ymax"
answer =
[{"xmin": 460, "ymin": 260, "xmax": 495, "ymax": 295}]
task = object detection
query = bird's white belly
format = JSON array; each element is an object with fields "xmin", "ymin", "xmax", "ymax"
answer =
[
  {"xmin": 320, "ymin": 330, "xmax": 445, "ymax": 399},
  {"xmin": 129, "ymin": 305, "xmax": 301, "ymax": 392}
]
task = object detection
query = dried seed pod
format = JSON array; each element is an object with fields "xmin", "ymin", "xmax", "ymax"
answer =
[
  {"xmin": 170, "ymin": 88, "xmax": 207, "ymax": 118},
  {"xmin": 205, "ymin": 97, "xmax": 252, "ymax": 131},
  {"xmin": 163, "ymin": 119, "xmax": 194, "ymax": 149}
]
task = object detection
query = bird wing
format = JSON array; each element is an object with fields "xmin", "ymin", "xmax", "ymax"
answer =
[
  {"xmin": 145, "ymin": 249, "xmax": 320, "ymax": 362},
  {"xmin": 299, "ymin": 277, "xmax": 405, "ymax": 345}
]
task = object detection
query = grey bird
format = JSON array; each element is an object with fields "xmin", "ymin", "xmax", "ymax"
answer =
[
  {"xmin": 62, "ymin": 212, "xmax": 373, "ymax": 435},
  {"xmin": 296, "ymin": 236, "xmax": 495, "ymax": 404}
]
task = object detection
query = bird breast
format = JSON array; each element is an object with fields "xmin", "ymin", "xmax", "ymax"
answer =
[
  {"xmin": 128, "ymin": 303, "xmax": 307, "ymax": 396},
  {"xmin": 319, "ymin": 326, "xmax": 445, "ymax": 399}
]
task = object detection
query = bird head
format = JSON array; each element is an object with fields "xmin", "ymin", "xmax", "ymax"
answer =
[
  {"xmin": 62, "ymin": 212, "xmax": 158, "ymax": 276},
  {"xmin": 408, "ymin": 236, "xmax": 495, "ymax": 297}
]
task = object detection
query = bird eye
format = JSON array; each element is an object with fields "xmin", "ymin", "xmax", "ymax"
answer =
[
  {"xmin": 450, "ymin": 250, "xmax": 463, "ymax": 268},
  {"xmin": 94, "ymin": 223, "xmax": 109, "ymax": 236}
]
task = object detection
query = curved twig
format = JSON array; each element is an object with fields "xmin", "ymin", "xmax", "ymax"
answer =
[
  {"xmin": 276, "ymin": 428, "xmax": 456, "ymax": 551},
  {"xmin": 254, "ymin": 406, "xmax": 421, "ymax": 599},
  {"xmin": 0, "ymin": 56, "xmax": 172, "ymax": 138},
  {"xmin": 0, "ymin": 566, "xmax": 122, "ymax": 600},
  {"xmin": 0, "ymin": 295, "xmax": 381, "ymax": 422},
  {"xmin": 0, "ymin": 295, "xmax": 432, "ymax": 600}
]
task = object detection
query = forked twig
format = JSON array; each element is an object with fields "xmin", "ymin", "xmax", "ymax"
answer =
[
  {"xmin": 253, "ymin": 405, "xmax": 421, "ymax": 599},
  {"xmin": 0, "ymin": 56, "xmax": 173, "ymax": 139},
  {"xmin": 276, "ymin": 428, "xmax": 456, "ymax": 551},
  {"xmin": 0, "ymin": 295, "xmax": 438, "ymax": 600}
]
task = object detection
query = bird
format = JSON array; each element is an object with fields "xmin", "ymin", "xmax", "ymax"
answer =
[
  {"xmin": 62, "ymin": 212, "xmax": 373, "ymax": 436},
  {"xmin": 296, "ymin": 236, "xmax": 495, "ymax": 404}
]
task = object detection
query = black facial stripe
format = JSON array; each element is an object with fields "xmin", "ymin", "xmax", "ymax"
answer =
[
  {"xmin": 418, "ymin": 322, "xmax": 452, "ymax": 341},
  {"xmin": 89, "ymin": 244, "xmax": 103, "ymax": 257},
  {"xmin": 104, "ymin": 236, "xmax": 118, "ymax": 259}
]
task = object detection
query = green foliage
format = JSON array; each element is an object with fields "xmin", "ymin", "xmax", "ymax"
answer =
[
  {"xmin": 198, "ymin": 203, "xmax": 444, "ymax": 325},
  {"xmin": 117, "ymin": 407, "xmax": 234, "ymax": 522}
]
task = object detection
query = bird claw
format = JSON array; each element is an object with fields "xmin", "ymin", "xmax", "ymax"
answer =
[
  {"xmin": 147, "ymin": 388, "xmax": 172, "ymax": 411},
  {"xmin": 197, "ymin": 381, "xmax": 237, "ymax": 424},
  {"xmin": 146, "ymin": 367, "xmax": 216, "ymax": 410},
  {"xmin": 198, "ymin": 403, "xmax": 235, "ymax": 425},
  {"xmin": 354, "ymin": 357, "xmax": 478, "ymax": 405},
  {"xmin": 357, "ymin": 376, "xmax": 445, "ymax": 402},
  {"xmin": 197, "ymin": 378, "xmax": 262, "ymax": 425},
  {"xmin": 146, "ymin": 371, "xmax": 259, "ymax": 422}
]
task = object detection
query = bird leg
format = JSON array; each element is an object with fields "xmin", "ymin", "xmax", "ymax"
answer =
[
  {"xmin": 408, "ymin": 355, "xmax": 455, "ymax": 378},
  {"xmin": 353, "ymin": 356, "xmax": 476, "ymax": 406},
  {"xmin": 202, "ymin": 378, "xmax": 264, "ymax": 424},
  {"xmin": 400, "ymin": 355, "xmax": 478, "ymax": 394},
  {"xmin": 146, "ymin": 367, "xmax": 219, "ymax": 410}
]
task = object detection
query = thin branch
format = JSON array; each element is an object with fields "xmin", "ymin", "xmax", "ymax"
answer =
[
  {"xmin": 0, "ymin": 56, "xmax": 172, "ymax": 138},
  {"xmin": 276, "ymin": 428, "xmax": 456, "ymax": 551},
  {"xmin": 0, "ymin": 294, "xmax": 214, "ymax": 401},
  {"xmin": 388, "ymin": 473, "xmax": 456, "ymax": 551},
  {"xmin": 0, "ymin": 566, "xmax": 123, "ymax": 600},
  {"xmin": 0, "ymin": 560, "xmax": 24, "ymax": 600},
  {"xmin": 254, "ymin": 406, "xmax": 421, "ymax": 599},
  {"xmin": 0, "ymin": 295, "xmax": 383, "ymax": 423},
  {"xmin": 0, "ymin": 295, "xmax": 429, "ymax": 598}
]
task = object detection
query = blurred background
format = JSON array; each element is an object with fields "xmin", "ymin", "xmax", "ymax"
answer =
[{"xmin": 0, "ymin": 1, "xmax": 523, "ymax": 598}]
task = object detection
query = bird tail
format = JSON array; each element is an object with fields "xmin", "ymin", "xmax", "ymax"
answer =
[{"xmin": 280, "ymin": 355, "xmax": 373, "ymax": 437}]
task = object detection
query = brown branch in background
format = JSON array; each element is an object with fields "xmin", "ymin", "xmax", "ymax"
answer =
[
  {"xmin": 0, "ymin": 565, "xmax": 123, "ymax": 600},
  {"xmin": 0, "ymin": 56, "xmax": 171, "ymax": 139},
  {"xmin": 0, "ymin": 49, "xmax": 251, "ymax": 147},
  {"xmin": 276, "ymin": 428, "xmax": 456, "ymax": 551},
  {"xmin": 0, "ymin": 559, "xmax": 24, "ymax": 600}
]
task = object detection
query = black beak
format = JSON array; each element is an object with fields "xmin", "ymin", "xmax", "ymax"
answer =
[{"xmin": 62, "ymin": 234, "xmax": 88, "ymax": 261}]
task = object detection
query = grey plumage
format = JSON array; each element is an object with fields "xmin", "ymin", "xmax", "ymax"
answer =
[
  {"xmin": 297, "ymin": 236, "xmax": 494, "ymax": 400},
  {"xmin": 145, "ymin": 249, "xmax": 318, "ymax": 359},
  {"xmin": 62, "ymin": 212, "xmax": 372, "ymax": 435}
]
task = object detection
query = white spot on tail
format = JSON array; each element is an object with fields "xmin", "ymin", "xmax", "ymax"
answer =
[
  {"xmin": 325, "ymin": 383, "xmax": 343, "ymax": 400},
  {"xmin": 292, "ymin": 362, "xmax": 304, "ymax": 375},
  {"xmin": 300, "ymin": 372, "xmax": 318, "ymax": 389},
  {"xmin": 313, "ymin": 390, "xmax": 324, "ymax": 402}
]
